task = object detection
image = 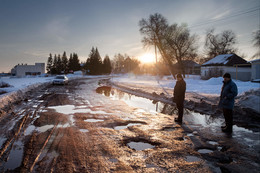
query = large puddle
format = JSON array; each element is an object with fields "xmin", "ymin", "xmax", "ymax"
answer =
[
  {"xmin": 96, "ymin": 86, "xmax": 260, "ymax": 149},
  {"xmin": 4, "ymin": 140, "xmax": 24, "ymax": 171},
  {"xmin": 127, "ymin": 141, "xmax": 155, "ymax": 151}
]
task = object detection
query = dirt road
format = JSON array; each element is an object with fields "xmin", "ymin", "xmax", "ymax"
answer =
[{"xmin": 0, "ymin": 77, "xmax": 259, "ymax": 172}]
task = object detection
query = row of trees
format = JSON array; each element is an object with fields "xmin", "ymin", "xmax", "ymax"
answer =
[
  {"xmin": 46, "ymin": 52, "xmax": 81, "ymax": 74},
  {"xmin": 139, "ymin": 13, "xmax": 260, "ymax": 78},
  {"xmin": 84, "ymin": 47, "xmax": 112, "ymax": 75},
  {"xmin": 46, "ymin": 48, "xmax": 113, "ymax": 75}
]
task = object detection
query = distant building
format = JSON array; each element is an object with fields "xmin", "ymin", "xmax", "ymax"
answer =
[
  {"xmin": 11, "ymin": 63, "xmax": 45, "ymax": 77},
  {"xmin": 201, "ymin": 54, "xmax": 251, "ymax": 81},
  {"xmin": 251, "ymin": 59, "xmax": 260, "ymax": 82}
]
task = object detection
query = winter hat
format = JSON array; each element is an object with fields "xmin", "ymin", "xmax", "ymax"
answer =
[
  {"xmin": 223, "ymin": 73, "xmax": 231, "ymax": 78},
  {"xmin": 176, "ymin": 74, "xmax": 183, "ymax": 78}
]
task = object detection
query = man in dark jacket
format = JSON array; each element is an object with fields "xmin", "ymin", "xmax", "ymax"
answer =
[
  {"xmin": 218, "ymin": 73, "xmax": 238, "ymax": 133},
  {"xmin": 173, "ymin": 74, "xmax": 186, "ymax": 124}
]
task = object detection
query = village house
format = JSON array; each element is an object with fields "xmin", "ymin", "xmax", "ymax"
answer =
[
  {"xmin": 201, "ymin": 54, "xmax": 251, "ymax": 81},
  {"xmin": 11, "ymin": 63, "xmax": 45, "ymax": 77},
  {"xmin": 173, "ymin": 60, "xmax": 201, "ymax": 75},
  {"xmin": 251, "ymin": 59, "xmax": 260, "ymax": 82}
]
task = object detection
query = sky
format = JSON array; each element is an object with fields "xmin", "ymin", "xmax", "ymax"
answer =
[{"xmin": 0, "ymin": 0, "xmax": 259, "ymax": 73}]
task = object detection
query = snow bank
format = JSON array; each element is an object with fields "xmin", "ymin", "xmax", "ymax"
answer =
[
  {"xmin": 111, "ymin": 74, "xmax": 260, "ymax": 95},
  {"xmin": 0, "ymin": 73, "xmax": 86, "ymax": 109}
]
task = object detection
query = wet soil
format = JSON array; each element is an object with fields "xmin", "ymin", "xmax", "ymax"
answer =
[{"xmin": 0, "ymin": 77, "xmax": 259, "ymax": 173}]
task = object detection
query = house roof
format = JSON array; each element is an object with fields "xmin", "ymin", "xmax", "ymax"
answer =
[
  {"xmin": 182, "ymin": 60, "xmax": 200, "ymax": 67},
  {"xmin": 250, "ymin": 59, "xmax": 260, "ymax": 63},
  {"xmin": 173, "ymin": 60, "xmax": 200, "ymax": 68},
  {"xmin": 202, "ymin": 54, "xmax": 248, "ymax": 66}
]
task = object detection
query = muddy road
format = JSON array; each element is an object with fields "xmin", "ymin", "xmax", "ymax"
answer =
[{"xmin": 0, "ymin": 77, "xmax": 259, "ymax": 173}]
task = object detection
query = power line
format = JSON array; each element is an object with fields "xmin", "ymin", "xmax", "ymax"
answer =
[{"xmin": 189, "ymin": 7, "xmax": 260, "ymax": 29}]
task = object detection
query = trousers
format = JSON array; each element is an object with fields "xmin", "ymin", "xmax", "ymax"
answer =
[
  {"xmin": 176, "ymin": 102, "xmax": 184, "ymax": 121},
  {"xmin": 223, "ymin": 108, "xmax": 233, "ymax": 128}
]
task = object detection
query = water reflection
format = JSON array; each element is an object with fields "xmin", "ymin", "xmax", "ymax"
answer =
[
  {"xmin": 96, "ymin": 86, "xmax": 112, "ymax": 97},
  {"xmin": 96, "ymin": 86, "xmax": 176, "ymax": 114}
]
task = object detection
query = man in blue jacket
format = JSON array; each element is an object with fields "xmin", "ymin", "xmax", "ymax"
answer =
[{"xmin": 218, "ymin": 73, "xmax": 238, "ymax": 133}]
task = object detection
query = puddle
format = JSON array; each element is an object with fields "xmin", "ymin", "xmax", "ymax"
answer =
[
  {"xmin": 79, "ymin": 129, "xmax": 89, "ymax": 133},
  {"xmin": 84, "ymin": 119, "xmax": 104, "ymax": 122},
  {"xmin": 187, "ymin": 133, "xmax": 194, "ymax": 137},
  {"xmin": 4, "ymin": 140, "xmax": 24, "ymax": 171},
  {"xmin": 96, "ymin": 86, "xmax": 166, "ymax": 113},
  {"xmin": 109, "ymin": 158, "xmax": 118, "ymax": 163},
  {"xmin": 197, "ymin": 149, "xmax": 214, "ymax": 154},
  {"xmin": 127, "ymin": 142, "xmax": 155, "ymax": 151},
  {"xmin": 0, "ymin": 136, "xmax": 6, "ymax": 147},
  {"xmin": 114, "ymin": 123, "xmax": 143, "ymax": 130},
  {"xmin": 146, "ymin": 163, "xmax": 157, "ymax": 168},
  {"xmin": 208, "ymin": 141, "xmax": 218, "ymax": 145},
  {"xmin": 185, "ymin": 155, "xmax": 202, "ymax": 162},
  {"xmin": 162, "ymin": 126, "xmax": 180, "ymax": 131}
]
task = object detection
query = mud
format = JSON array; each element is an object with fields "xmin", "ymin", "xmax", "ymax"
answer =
[{"xmin": 0, "ymin": 77, "xmax": 259, "ymax": 173}]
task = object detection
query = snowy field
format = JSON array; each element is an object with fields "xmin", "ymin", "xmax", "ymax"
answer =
[
  {"xmin": 1, "ymin": 74, "xmax": 259, "ymax": 97},
  {"xmin": 111, "ymin": 74, "xmax": 260, "ymax": 96}
]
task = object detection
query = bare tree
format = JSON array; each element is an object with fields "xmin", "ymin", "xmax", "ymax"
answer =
[
  {"xmin": 164, "ymin": 23, "xmax": 198, "ymax": 76},
  {"xmin": 252, "ymin": 29, "xmax": 260, "ymax": 59},
  {"xmin": 204, "ymin": 29, "xmax": 237, "ymax": 58},
  {"xmin": 139, "ymin": 13, "xmax": 198, "ymax": 78},
  {"xmin": 139, "ymin": 13, "xmax": 176, "ymax": 78}
]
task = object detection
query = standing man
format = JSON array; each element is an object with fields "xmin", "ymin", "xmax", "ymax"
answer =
[
  {"xmin": 173, "ymin": 74, "xmax": 186, "ymax": 124},
  {"xmin": 218, "ymin": 73, "xmax": 238, "ymax": 133}
]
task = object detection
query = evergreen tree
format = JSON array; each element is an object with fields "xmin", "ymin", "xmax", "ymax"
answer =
[
  {"xmin": 61, "ymin": 51, "xmax": 68, "ymax": 73},
  {"xmin": 88, "ymin": 47, "xmax": 103, "ymax": 75},
  {"xmin": 72, "ymin": 53, "xmax": 81, "ymax": 71},
  {"xmin": 52, "ymin": 54, "xmax": 58, "ymax": 74},
  {"xmin": 84, "ymin": 58, "xmax": 91, "ymax": 74},
  {"xmin": 56, "ymin": 55, "xmax": 62, "ymax": 74},
  {"xmin": 103, "ymin": 55, "xmax": 112, "ymax": 74},
  {"xmin": 68, "ymin": 53, "xmax": 73, "ymax": 73},
  {"xmin": 46, "ymin": 53, "xmax": 53, "ymax": 74}
]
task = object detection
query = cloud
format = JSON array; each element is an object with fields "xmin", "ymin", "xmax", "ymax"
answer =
[{"xmin": 23, "ymin": 49, "xmax": 49, "ymax": 57}]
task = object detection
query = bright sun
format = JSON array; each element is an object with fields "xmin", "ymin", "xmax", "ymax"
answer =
[{"xmin": 139, "ymin": 53, "xmax": 156, "ymax": 63}]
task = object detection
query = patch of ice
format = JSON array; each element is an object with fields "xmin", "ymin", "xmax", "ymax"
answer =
[
  {"xmin": 79, "ymin": 129, "xmax": 89, "ymax": 133},
  {"xmin": 25, "ymin": 125, "xmax": 36, "ymax": 136},
  {"xmin": 84, "ymin": 119, "xmax": 104, "ymax": 122},
  {"xmin": 48, "ymin": 105, "xmax": 111, "ymax": 115},
  {"xmin": 37, "ymin": 125, "xmax": 54, "ymax": 133}
]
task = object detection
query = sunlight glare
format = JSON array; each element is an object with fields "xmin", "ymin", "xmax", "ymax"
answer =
[{"xmin": 139, "ymin": 53, "xmax": 156, "ymax": 63}]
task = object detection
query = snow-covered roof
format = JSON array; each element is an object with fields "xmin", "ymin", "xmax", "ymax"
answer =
[
  {"xmin": 250, "ymin": 59, "xmax": 260, "ymax": 63},
  {"xmin": 203, "ymin": 54, "xmax": 233, "ymax": 66}
]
